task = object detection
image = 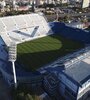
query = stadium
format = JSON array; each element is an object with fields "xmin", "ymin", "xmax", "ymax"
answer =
[{"xmin": 0, "ymin": 13, "xmax": 90, "ymax": 100}]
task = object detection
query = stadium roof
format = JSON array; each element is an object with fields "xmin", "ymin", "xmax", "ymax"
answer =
[
  {"xmin": 44, "ymin": 58, "xmax": 90, "ymax": 86},
  {"xmin": 63, "ymin": 60, "xmax": 90, "ymax": 85},
  {"xmin": 40, "ymin": 47, "xmax": 90, "ymax": 86}
]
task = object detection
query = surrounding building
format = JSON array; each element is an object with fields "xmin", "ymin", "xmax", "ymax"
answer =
[
  {"xmin": 82, "ymin": 0, "xmax": 90, "ymax": 8},
  {"xmin": 60, "ymin": 0, "xmax": 69, "ymax": 4},
  {"xmin": 65, "ymin": 21, "xmax": 90, "ymax": 29},
  {"xmin": 70, "ymin": 0, "xmax": 81, "ymax": 2},
  {"xmin": 66, "ymin": 21, "xmax": 83, "ymax": 29}
]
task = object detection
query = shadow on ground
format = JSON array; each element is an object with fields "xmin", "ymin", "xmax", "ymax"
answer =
[{"xmin": 16, "ymin": 35, "xmax": 84, "ymax": 71}]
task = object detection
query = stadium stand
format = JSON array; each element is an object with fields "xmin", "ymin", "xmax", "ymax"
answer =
[
  {"xmin": 0, "ymin": 13, "xmax": 54, "ymax": 87},
  {"xmin": 0, "ymin": 13, "xmax": 53, "ymax": 44},
  {"xmin": 50, "ymin": 22, "xmax": 90, "ymax": 44},
  {"xmin": 0, "ymin": 49, "xmax": 43, "ymax": 86},
  {"xmin": 43, "ymin": 72, "xmax": 59, "ymax": 96},
  {"xmin": 0, "ymin": 47, "xmax": 7, "ymax": 61},
  {"xmin": 8, "ymin": 31, "xmax": 23, "ymax": 42},
  {"xmin": 38, "ymin": 45, "xmax": 90, "ymax": 100},
  {"xmin": 0, "ymin": 62, "xmax": 41, "ymax": 86},
  {"xmin": 0, "ymin": 19, "xmax": 6, "ymax": 32},
  {"xmin": 39, "ymin": 46, "xmax": 90, "ymax": 72},
  {"xmin": 1, "ymin": 17, "xmax": 17, "ymax": 31},
  {"xmin": 1, "ymin": 34, "xmax": 12, "ymax": 46},
  {"xmin": 0, "ymin": 13, "xmax": 90, "ymax": 99}
]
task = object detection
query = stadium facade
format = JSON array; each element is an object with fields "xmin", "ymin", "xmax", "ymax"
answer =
[
  {"xmin": 0, "ymin": 13, "xmax": 90, "ymax": 100},
  {"xmin": 39, "ymin": 46, "xmax": 90, "ymax": 100}
]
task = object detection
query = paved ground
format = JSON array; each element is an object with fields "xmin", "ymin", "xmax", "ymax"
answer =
[{"xmin": 0, "ymin": 77, "xmax": 12, "ymax": 100}]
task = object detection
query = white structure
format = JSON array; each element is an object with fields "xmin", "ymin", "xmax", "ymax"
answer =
[
  {"xmin": 65, "ymin": 22, "xmax": 86, "ymax": 29},
  {"xmin": 0, "ymin": 13, "xmax": 53, "ymax": 88},
  {"xmin": 60, "ymin": 0, "xmax": 69, "ymax": 4},
  {"xmin": 1, "ymin": 34, "xmax": 12, "ymax": 46},
  {"xmin": 82, "ymin": 0, "xmax": 90, "ymax": 8},
  {"xmin": 1, "ymin": 0, "xmax": 6, "ymax": 7},
  {"xmin": 13, "ymin": 0, "xmax": 17, "ymax": 10},
  {"xmin": 31, "ymin": 0, "xmax": 66, "ymax": 5},
  {"xmin": 70, "ymin": 0, "xmax": 81, "ymax": 2},
  {"xmin": 1, "ymin": 0, "xmax": 6, "ymax": 11},
  {"xmin": 46, "ymin": 0, "xmax": 53, "ymax": 4},
  {"xmin": 0, "ymin": 13, "xmax": 53, "ymax": 45},
  {"xmin": 8, "ymin": 42, "xmax": 17, "ymax": 88}
]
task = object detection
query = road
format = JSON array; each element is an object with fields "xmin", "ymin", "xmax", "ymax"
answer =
[
  {"xmin": 46, "ymin": 12, "xmax": 90, "ymax": 21},
  {"xmin": 58, "ymin": 12, "xmax": 90, "ymax": 17}
]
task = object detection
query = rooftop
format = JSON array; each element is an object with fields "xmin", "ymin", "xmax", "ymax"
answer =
[
  {"xmin": 63, "ymin": 59, "xmax": 90, "ymax": 85},
  {"xmin": 41, "ymin": 47, "xmax": 90, "ymax": 86}
]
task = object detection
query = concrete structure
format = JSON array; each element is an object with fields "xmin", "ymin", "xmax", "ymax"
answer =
[
  {"xmin": 0, "ymin": 13, "xmax": 52, "ymax": 87},
  {"xmin": 0, "ymin": 0, "xmax": 6, "ymax": 12},
  {"xmin": 69, "ymin": 0, "xmax": 82, "ymax": 2},
  {"xmin": 39, "ymin": 46, "xmax": 90, "ymax": 100},
  {"xmin": 35, "ymin": 0, "xmax": 40, "ymax": 6},
  {"xmin": 60, "ymin": 0, "xmax": 69, "ymax": 4},
  {"xmin": 82, "ymin": 0, "xmax": 90, "ymax": 8},
  {"xmin": 8, "ymin": 42, "xmax": 17, "ymax": 88},
  {"xmin": 0, "ymin": 13, "xmax": 53, "ymax": 45},
  {"xmin": 0, "ymin": 13, "xmax": 90, "ymax": 99},
  {"xmin": 66, "ymin": 22, "xmax": 84, "ymax": 29}
]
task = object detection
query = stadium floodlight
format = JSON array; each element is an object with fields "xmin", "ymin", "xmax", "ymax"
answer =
[
  {"xmin": 8, "ymin": 42, "xmax": 17, "ymax": 88},
  {"xmin": 8, "ymin": 42, "xmax": 17, "ymax": 62}
]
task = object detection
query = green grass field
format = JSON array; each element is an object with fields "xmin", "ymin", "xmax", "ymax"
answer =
[{"xmin": 17, "ymin": 34, "xmax": 84, "ymax": 71}]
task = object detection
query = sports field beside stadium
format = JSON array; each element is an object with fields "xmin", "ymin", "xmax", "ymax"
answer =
[{"xmin": 17, "ymin": 34, "xmax": 84, "ymax": 71}]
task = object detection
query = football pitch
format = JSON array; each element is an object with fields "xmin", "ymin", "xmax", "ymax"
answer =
[{"xmin": 17, "ymin": 34, "xmax": 84, "ymax": 71}]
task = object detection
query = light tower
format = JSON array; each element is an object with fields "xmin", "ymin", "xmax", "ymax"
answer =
[{"xmin": 8, "ymin": 42, "xmax": 17, "ymax": 88}]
